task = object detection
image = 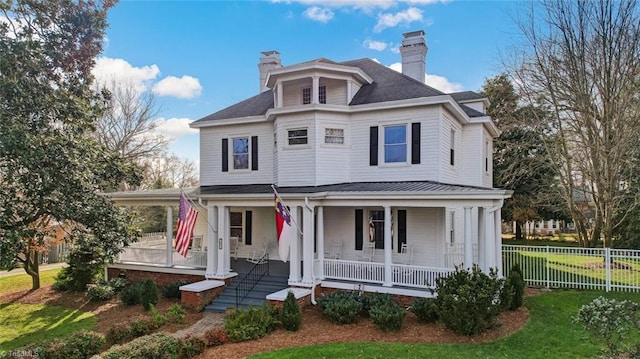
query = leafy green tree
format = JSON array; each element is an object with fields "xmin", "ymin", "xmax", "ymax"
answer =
[
  {"xmin": 0, "ymin": 0, "xmax": 141, "ymax": 289},
  {"xmin": 483, "ymin": 74, "xmax": 567, "ymax": 240}
]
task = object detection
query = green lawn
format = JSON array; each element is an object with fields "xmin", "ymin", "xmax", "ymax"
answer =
[
  {"xmin": 250, "ymin": 290, "xmax": 637, "ymax": 358},
  {"xmin": 0, "ymin": 302, "xmax": 96, "ymax": 351},
  {"xmin": 0, "ymin": 267, "xmax": 62, "ymax": 296}
]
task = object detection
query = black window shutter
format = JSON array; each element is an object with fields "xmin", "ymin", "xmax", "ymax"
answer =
[
  {"xmin": 369, "ymin": 126, "xmax": 378, "ymax": 166},
  {"xmin": 397, "ymin": 210, "xmax": 407, "ymax": 253},
  {"xmin": 355, "ymin": 209, "xmax": 364, "ymax": 250},
  {"xmin": 450, "ymin": 148, "xmax": 455, "ymax": 166},
  {"xmin": 245, "ymin": 211, "xmax": 252, "ymax": 245},
  {"xmin": 411, "ymin": 123, "xmax": 421, "ymax": 164},
  {"xmin": 251, "ymin": 136, "xmax": 258, "ymax": 171},
  {"xmin": 222, "ymin": 138, "xmax": 228, "ymax": 172}
]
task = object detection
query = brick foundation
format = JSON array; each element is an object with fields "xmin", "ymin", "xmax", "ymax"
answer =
[
  {"xmin": 107, "ymin": 268, "xmax": 205, "ymax": 287},
  {"xmin": 181, "ymin": 286, "xmax": 226, "ymax": 312}
]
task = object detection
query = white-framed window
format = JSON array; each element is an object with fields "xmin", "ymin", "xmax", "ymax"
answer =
[
  {"xmin": 230, "ymin": 212, "xmax": 243, "ymax": 240},
  {"xmin": 384, "ymin": 125, "xmax": 407, "ymax": 163},
  {"xmin": 450, "ymin": 128, "xmax": 456, "ymax": 166},
  {"xmin": 324, "ymin": 128, "xmax": 344, "ymax": 144},
  {"xmin": 449, "ymin": 211, "xmax": 455, "ymax": 246},
  {"xmin": 485, "ymin": 140, "xmax": 490, "ymax": 173},
  {"xmin": 232, "ymin": 137, "xmax": 249, "ymax": 170},
  {"xmin": 288, "ymin": 128, "xmax": 308, "ymax": 145},
  {"xmin": 319, "ymin": 85, "xmax": 327, "ymax": 104},
  {"xmin": 302, "ymin": 87, "xmax": 311, "ymax": 105}
]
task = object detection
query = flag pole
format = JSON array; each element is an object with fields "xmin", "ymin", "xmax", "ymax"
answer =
[{"xmin": 271, "ymin": 184, "xmax": 303, "ymax": 235}]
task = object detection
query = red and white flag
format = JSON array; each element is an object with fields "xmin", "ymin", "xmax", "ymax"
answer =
[{"xmin": 175, "ymin": 193, "xmax": 198, "ymax": 257}]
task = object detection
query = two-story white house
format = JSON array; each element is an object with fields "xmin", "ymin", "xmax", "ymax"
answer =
[{"xmin": 109, "ymin": 31, "xmax": 512, "ymax": 301}]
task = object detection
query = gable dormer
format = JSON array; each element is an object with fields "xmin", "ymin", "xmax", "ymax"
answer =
[{"xmin": 264, "ymin": 59, "xmax": 372, "ymax": 108}]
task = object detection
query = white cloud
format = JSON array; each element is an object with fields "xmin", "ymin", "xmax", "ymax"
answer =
[
  {"xmin": 154, "ymin": 117, "xmax": 198, "ymax": 140},
  {"xmin": 92, "ymin": 57, "xmax": 159, "ymax": 94},
  {"xmin": 388, "ymin": 62, "xmax": 464, "ymax": 93},
  {"xmin": 152, "ymin": 75, "xmax": 202, "ymax": 99},
  {"xmin": 303, "ymin": 6, "xmax": 334, "ymax": 22},
  {"xmin": 363, "ymin": 39, "xmax": 388, "ymax": 51},
  {"xmin": 374, "ymin": 6, "xmax": 423, "ymax": 32}
]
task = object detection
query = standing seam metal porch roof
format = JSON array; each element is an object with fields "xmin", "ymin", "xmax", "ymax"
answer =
[
  {"xmin": 196, "ymin": 180, "xmax": 506, "ymax": 196},
  {"xmin": 191, "ymin": 58, "xmax": 487, "ymax": 124}
]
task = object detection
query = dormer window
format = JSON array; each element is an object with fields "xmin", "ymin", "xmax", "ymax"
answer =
[{"xmin": 302, "ymin": 87, "xmax": 311, "ymax": 105}]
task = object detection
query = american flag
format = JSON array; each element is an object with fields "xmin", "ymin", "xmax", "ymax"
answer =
[{"xmin": 175, "ymin": 193, "xmax": 198, "ymax": 257}]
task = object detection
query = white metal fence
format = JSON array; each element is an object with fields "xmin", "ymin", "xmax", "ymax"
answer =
[{"xmin": 502, "ymin": 245, "xmax": 640, "ymax": 292}]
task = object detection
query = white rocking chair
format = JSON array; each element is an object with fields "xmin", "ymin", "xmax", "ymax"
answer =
[
  {"xmin": 357, "ymin": 242, "xmax": 376, "ymax": 262},
  {"xmin": 324, "ymin": 241, "xmax": 343, "ymax": 259},
  {"xmin": 246, "ymin": 242, "xmax": 268, "ymax": 264}
]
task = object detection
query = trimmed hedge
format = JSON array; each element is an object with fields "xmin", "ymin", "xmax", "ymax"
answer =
[
  {"xmin": 224, "ymin": 304, "xmax": 280, "ymax": 342},
  {"xmin": 317, "ymin": 291, "xmax": 364, "ymax": 324},
  {"xmin": 97, "ymin": 333, "xmax": 182, "ymax": 359},
  {"xmin": 282, "ymin": 291, "xmax": 302, "ymax": 331},
  {"xmin": 411, "ymin": 297, "xmax": 439, "ymax": 323},
  {"xmin": 369, "ymin": 301, "xmax": 405, "ymax": 332},
  {"xmin": 8, "ymin": 330, "xmax": 105, "ymax": 359}
]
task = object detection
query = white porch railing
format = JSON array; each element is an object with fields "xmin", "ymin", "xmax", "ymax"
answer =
[
  {"xmin": 322, "ymin": 259, "xmax": 454, "ymax": 288},
  {"xmin": 391, "ymin": 264, "xmax": 454, "ymax": 288},
  {"xmin": 117, "ymin": 247, "xmax": 206, "ymax": 268},
  {"xmin": 502, "ymin": 245, "xmax": 640, "ymax": 292}
]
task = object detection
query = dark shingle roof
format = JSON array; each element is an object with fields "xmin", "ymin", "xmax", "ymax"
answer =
[
  {"xmin": 450, "ymin": 91, "xmax": 487, "ymax": 102},
  {"xmin": 340, "ymin": 58, "xmax": 445, "ymax": 105},
  {"xmin": 197, "ymin": 181, "xmax": 498, "ymax": 196},
  {"xmin": 460, "ymin": 104, "xmax": 485, "ymax": 118},
  {"xmin": 192, "ymin": 91, "xmax": 274, "ymax": 123}
]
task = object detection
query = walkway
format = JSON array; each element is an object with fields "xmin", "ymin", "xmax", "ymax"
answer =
[{"xmin": 170, "ymin": 312, "xmax": 226, "ymax": 338}]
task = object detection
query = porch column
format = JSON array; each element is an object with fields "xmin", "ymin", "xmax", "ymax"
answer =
[
  {"xmin": 463, "ymin": 207, "xmax": 473, "ymax": 270},
  {"xmin": 288, "ymin": 206, "xmax": 301, "ymax": 284},
  {"xmin": 276, "ymin": 82, "xmax": 283, "ymax": 108},
  {"xmin": 216, "ymin": 205, "xmax": 228, "ymax": 277},
  {"xmin": 317, "ymin": 206, "xmax": 325, "ymax": 280},
  {"xmin": 166, "ymin": 206, "xmax": 173, "ymax": 267},
  {"xmin": 478, "ymin": 207, "xmax": 486, "ymax": 272},
  {"xmin": 205, "ymin": 205, "xmax": 218, "ymax": 279},
  {"xmin": 383, "ymin": 205, "xmax": 392, "ymax": 287},
  {"xmin": 312, "ymin": 76, "xmax": 320, "ymax": 104},
  {"xmin": 484, "ymin": 207, "xmax": 496, "ymax": 274},
  {"xmin": 495, "ymin": 208, "xmax": 503, "ymax": 277},
  {"xmin": 302, "ymin": 204, "xmax": 314, "ymax": 285}
]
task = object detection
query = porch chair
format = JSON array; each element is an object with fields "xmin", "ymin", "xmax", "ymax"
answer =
[
  {"xmin": 230, "ymin": 237, "xmax": 239, "ymax": 260},
  {"xmin": 246, "ymin": 241, "xmax": 268, "ymax": 264},
  {"xmin": 191, "ymin": 235, "xmax": 203, "ymax": 251},
  {"xmin": 357, "ymin": 242, "xmax": 376, "ymax": 262},
  {"xmin": 399, "ymin": 243, "xmax": 414, "ymax": 265}
]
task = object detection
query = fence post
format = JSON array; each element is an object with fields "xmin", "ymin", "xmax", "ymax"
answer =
[
  {"xmin": 605, "ymin": 247, "xmax": 611, "ymax": 292},
  {"xmin": 545, "ymin": 246, "xmax": 550, "ymax": 289}
]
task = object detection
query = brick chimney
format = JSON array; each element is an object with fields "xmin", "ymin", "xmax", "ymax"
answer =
[
  {"xmin": 400, "ymin": 30, "xmax": 427, "ymax": 83},
  {"xmin": 258, "ymin": 51, "xmax": 282, "ymax": 93}
]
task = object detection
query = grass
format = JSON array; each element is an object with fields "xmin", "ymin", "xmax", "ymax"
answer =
[
  {"xmin": 0, "ymin": 267, "xmax": 62, "ymax": 296},
  {"xmin": 250, "ymin": 290, "xmax": 638, "ymax": 358},
  {"xmin": 0, "ymin": 302, "xmax": 96, "ymax": 351}
]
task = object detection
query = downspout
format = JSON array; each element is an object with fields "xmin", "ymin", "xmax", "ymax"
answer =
[{"xmin": 305, "ymin": 197, "xmax": 318, "ymax": 305}]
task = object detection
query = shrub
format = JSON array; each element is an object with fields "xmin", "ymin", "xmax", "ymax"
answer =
[
  {"xmin": 52, "ymin": 266, "xmax": 74, "ymax": 291},
  {"xmin": 149, "ymin": 305, "xmax": 168, "ymax": 326},
  {"xmin": 282, "ymin": 291, "xmax": 302, "ymax": 331},
  {"xmin": 412, "ymin": 297, "xmax": 439, "ymax": 323},
  {"xmin": 574, "ymin": 296, "xmax": 640, "ymax": 357},
  {"xmin": 120, "ymin": 281, "xmax": 144, "ymax": 306},
  {"xmin": 434, "ymin": 265, "xmax": 504, "ymax": 336},
  {"xmin": 22, "ymin": 330, "xmax": 105, "ymax": 359},
  {"xmin": 87, "ymin": 284, "xmax": 115, "ymax": 302},
  {"xmin": 503, "ymin": 264, "xmax": 526, "ymax": 310},
  {"xmin": 140, "ymin": 279, "xmax": 159, "ymax": 311},
  {"xmin": 369, "ymin": 301, "xmax": 405, "ymax": 332},
  {"xmin": 106, "ymin": 277, "xmax": 128, "ymax": 293},
  {"xmin": 97, "ymin": 333, "xmax": 182, "ymax": 359},
  {"xmin": 162, "ymin": 281, "xmax": 187, "ymax": 299},
  {"xmin": 317, "ymin": 291, "xmax": 364, "ymax": 324},
  {"xmin": 179, "ymin": 335, "xmax": 206, "ymax": 358},
  {"xmin": 165, "ymin": 303, "xmax": 187, "ymax": 324},
  {"xmin": 106, "ymin": 318, "xmax": 158, "ymax": 345},
  {"xmin": 202, "ymin": 328, "xmax": 228, "ymax": 347},
  {"xmin": 362, "ymin": 293, "xmax": 394, "ymax": 314},
  {"xmin": 224, "ymin": 304, "xmax": 279, "ymax": 342}
]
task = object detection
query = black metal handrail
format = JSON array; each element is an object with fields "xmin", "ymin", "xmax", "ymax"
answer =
[{"xmin": 235, "ymin": 253, "xmax": 269, "ymax": 308}]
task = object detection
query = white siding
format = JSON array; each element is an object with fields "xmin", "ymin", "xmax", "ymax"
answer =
[
  {"xmin": 482, "ymin": 128, "xmax": 493, "ymax": 187},
  {"xmin": 460, "ymin": 123, "xmax": 483, "ymax": 187},
  {"xmin": 439, "ymin": 112, "xmax": 463, "ymax": 184},
  {"xmin": 275, "ymin": 114, "xmax": 316, "ymax": 186},
  {"xmin": 282, "ymin": 78, "xmax": 311, "ymax": 107},
  {"xmin": 281, "ymin": 77, "xmax": 347, "ymax": 106},
  {"xmin": 315, "ymin": 114, "xmax": 351, "ymax": 185},
  {"xmin": 323, "ymin": 78, "xmax": 347, "ymax": 105},
  {"xmin": 350, "ymin": 106, "xmax": 441, "ymax": 183},
  {"xmin": 229, "ymin": 207, "xmax": 281, "ymax": 260},
  {"xmin": 199, "ymin": 122, "xmax": 274, "ymax": 186}
]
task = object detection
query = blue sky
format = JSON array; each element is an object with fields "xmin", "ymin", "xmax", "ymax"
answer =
[{"xmin": 94, "ymin": 0, "xmax": 521, "ymax": 171}]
